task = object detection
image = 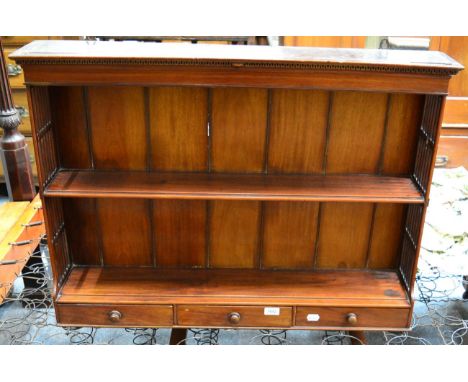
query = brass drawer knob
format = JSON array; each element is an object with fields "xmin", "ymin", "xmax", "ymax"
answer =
[
  {"xmin": 346, "ymin": 313, "xmax": 358, "ymax": 325},
  {"xmin": 108, "ymin": 310, "xmax": 122, "ymax": 322},
  {"xmin": 227, "ymin": 312, "xmax": 241, "ymax": 324}
]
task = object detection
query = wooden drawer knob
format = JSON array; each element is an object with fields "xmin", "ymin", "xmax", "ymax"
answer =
[
  {"xmin": 227, "ymin": 312, "xmax": 241, "ymax": 324},
  {"xmin": 346, "ymin": 313, "xmax": 358, "ymax": 325},
  {"xmin": 108, "ymin": 310, "xmax": 122, "ymax": 322}
]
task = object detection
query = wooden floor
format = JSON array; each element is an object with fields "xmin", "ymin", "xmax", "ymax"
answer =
[
  {"xmin": 0, "ymin": 195, "xmax": 44, "ymax": 302},
  {"xmin": 0, "ymin": 201, "xmax": 30, "ymax": 252},
  {"xmin": 58, "ymin": 267, "xmax": 410, "ymax": 308}
]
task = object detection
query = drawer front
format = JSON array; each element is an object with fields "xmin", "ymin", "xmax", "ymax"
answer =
[
  {"xmin": 56, "ymin": 304, "xmax": 174, "ymax": 327},
  {"xmin": 4, "ymin": 48, "xmax": 25, "ymax": 88},
  {"xmin": 177, "ymin": 305, "xmax": 293, "ymax": 327},
  {"xmin": 295, "ymin": 306, "xmax": 410, "ymax": 329}
]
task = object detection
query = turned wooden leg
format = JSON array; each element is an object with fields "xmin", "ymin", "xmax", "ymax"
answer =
[
  {"xmin": 170, "ymin": 328, "xmax": 188, "ymax": 345},
  {"xmin": 348, "ymin": 330, "xmax": 367, "ymax": 345},
  {"xmin": 0, "ymin": 39, "xmax": 35, "ymax": 201}
]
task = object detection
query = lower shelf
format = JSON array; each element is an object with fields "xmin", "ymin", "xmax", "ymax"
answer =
[
  {"xmin": 58, "ymin": 267, "xmax": 410, "ymax": 308},
  {"xmin": 56, "ymin": 268, "xmax": 411, "ymax": 330}
]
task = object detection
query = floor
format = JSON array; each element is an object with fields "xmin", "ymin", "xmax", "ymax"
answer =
[{"xmin": 0, "ymin": 168, "xmax": 467, "ymax": 345}]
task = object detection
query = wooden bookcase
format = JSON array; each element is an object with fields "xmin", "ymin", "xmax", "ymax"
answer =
[{"xmin": 10, "ymin": 40, "xmax": 462, "ymax": 333}]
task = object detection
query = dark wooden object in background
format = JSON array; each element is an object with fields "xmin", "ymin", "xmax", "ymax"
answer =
[
  {"xmin": 92, "ymin": 36, "xmax": 268, "ymax": 45},
  {"xmin": 0, "ymin": 40, "xmax": 34, "ymax": 201},
  {"xmin": 430, "ymin": 37, "xmax": 468, "ymax": 169},
  {"xmin": 11, "ymin": 41, "xmax": 462, "ymax": 340}
]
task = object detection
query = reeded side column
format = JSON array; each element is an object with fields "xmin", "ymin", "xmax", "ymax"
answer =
[{"xmin": 0, "ymin": 39, "xmax": 35, "ymax": 201}]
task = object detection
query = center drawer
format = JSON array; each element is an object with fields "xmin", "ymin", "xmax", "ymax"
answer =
[
  {"xmin": 177, "ymin": 305, "xmax": 293, "ymax": 327},
  {"xmin": 56, "ymin": 304, "xmax": 173, "ymax": 327}
]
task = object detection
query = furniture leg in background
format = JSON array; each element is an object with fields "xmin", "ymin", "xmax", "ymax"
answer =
[
  {"xmin": 0, "ymin": 39, "xmax": 35, "ymax": 201},
  {"xmin": 169, "ymin": 328, "xmax": 188, "ymax": 345},
  {"xmin": 348, "ymin": 330, "xmax": 367, "ymax": 345}
]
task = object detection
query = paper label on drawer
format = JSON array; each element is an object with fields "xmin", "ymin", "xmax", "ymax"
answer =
[
  {"xmin": 307, "ymin": 314, "xmax": 320, "ymax": 322},
  {"xmin": 264, "ymin": 307, "xmax": 280, "ymax": 316}
]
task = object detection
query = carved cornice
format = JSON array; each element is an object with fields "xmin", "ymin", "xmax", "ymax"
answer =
[{"xmin": 13, "ymin": 58, "xmax": 461, "ymax": 76}]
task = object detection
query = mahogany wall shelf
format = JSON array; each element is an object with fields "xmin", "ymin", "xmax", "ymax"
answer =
[{"xmin": 10, "ymin": 40, "xmax": 462, "ymax": 334}]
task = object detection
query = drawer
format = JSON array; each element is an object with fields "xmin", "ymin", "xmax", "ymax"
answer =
[
  {"xmin": 56, "ymin": 304, "xmax": 174, "ymax": 327},
  {"xmin": 4, "ymin": 48, "xmax": 25, "ymax": 88},
  {"xmin": 177, "ymin": 305, "xmax": 293, "ymax": 327},
  {"xmin": 295, "ymin": 306, "xmax": 410, "ymax": 329},
  {"xmin": 436, "ymin": 135, "xmax": 468, "ymax": 169}
]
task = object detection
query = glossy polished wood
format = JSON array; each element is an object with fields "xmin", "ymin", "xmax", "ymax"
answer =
[
  {"xmin": 177, "ymin": 305, "xmax": 293, "ymax": 327},
  {"xmin": 209, "ymin": 200, "xmax": 260, "ymax": 268},
  {"xmin": 56, "ymin": 304, "xmax": 173, "ymax": 327},
  {"xmin": 11, "ymin": 40, "xmax": 461, "ymax": 72},
  {"xmin": 88, "ymin": 87, "xmax": 147, "ymax": 170},
  {"xmin": 441, "ymin": 97, "xmax": 468, "ymax": 127},
  {"xmin": 268, "ymin": 89, "xmax": 329, "ymax": 173},
  {"xmin": 211, "ymin": 88, "xmax": 267, "ymax": 173},
  {"xmin": 97, "ymin": 199, "xmax": 152, "ymax": 266},
  {"xmin": 59, "ymin": 267, "xmax": 409, "ymax": 308},
  {"xmin": 316, "ymin": 203, "xmax": 374, "ymax": 268},
  {"xmin": 45, "ymin": 170, "xmax": 424, "ymax": 203},
  {"xmin": 149, "ymin": 87, "xmax": 208, "ymax": 171},
  {"xmin": 326, "ymin": 91, "xmax": 388, "ymax": 174},
  {"xmin": 11, "ymin": 41, "xmax": 463, "ymax": 94},
  {"xmin": 437, "ymin": 136, "xmax": 468, "ymax": 168},
  {"xmin": 153, "ymin": 200, "xmax": 207, "ymax": 268},
  {"xmin": 431, "ymin": 37, "xmax": 468, "ymax": 169},
  {"xmin": 295, "ymin": 306, "xmax": 409, "ymax": 329},
  {"xmin": 16, "ymin": 41, "xmax": 460, "ymax": 331},
  {"xmin": 262, "ymin": 201, "xmax": 319, "ymax": 269},
  {"xmin": 381, "ymin": 94, "xmax": 424, "ymax": 175},
  {"xmin": 49, "ymin": 87, "xmax": 90, "ymax": 169}
]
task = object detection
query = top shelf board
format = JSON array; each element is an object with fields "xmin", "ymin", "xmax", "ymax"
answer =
[
  {"xmin": 10, "ymin": 40, "xmax": 463, "ymax": 76},
  {"xmin": 44, "ymin": 170, "xmax": 424, "ymax": 203}
]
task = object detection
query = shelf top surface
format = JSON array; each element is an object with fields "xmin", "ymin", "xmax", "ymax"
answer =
[
  {"xmin": 10, "ymin": 40, "xmax": 463, "ymax": 75},
  {"xmin": 44, "ymin": 170, "xmax": 424, "ymax": 203},
  {"xmin": 58, "ymin": 267, "xmax": 410, "ymax": 308}
]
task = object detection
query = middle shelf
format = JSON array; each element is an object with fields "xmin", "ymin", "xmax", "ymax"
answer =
[{"xmin": 44, "ymin": 170, "xmax": 424, "ymax": 203}]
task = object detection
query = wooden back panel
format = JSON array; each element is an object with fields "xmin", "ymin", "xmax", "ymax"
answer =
[
  {"xmin": 61, "ymin": 197, "xmax": 406, "ymax": 270},
  {"xmin": 51, "ymin": 86, "xmax": 423, "ymax": 177},
  {"xmin": 49, "ymin": 85, "xmax": 423, "ymax": 271}
]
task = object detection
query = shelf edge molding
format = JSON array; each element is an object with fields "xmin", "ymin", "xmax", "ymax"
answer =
[{"xmin": 44, "ymin": 170, "xmax": 425, "ymax": 203}]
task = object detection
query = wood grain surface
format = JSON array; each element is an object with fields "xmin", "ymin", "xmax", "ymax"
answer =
[
  {"xmin": 58, "ymin": 267, "xmax": 410, "ymax": 308},
  {"xmin": 88, "ymin": 86, "xmax": 147, "ymax": 170},
  {"xmin": 45, "ymin": 170, "xmax": 424, "ymax": 203}
]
